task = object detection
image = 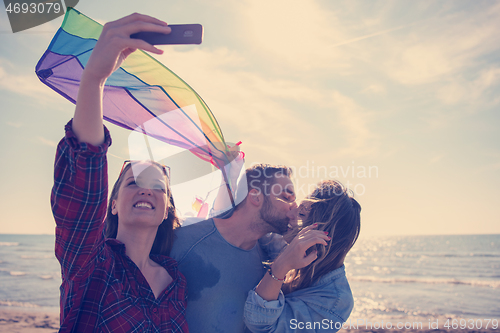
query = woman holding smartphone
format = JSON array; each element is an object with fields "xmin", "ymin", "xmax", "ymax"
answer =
[
  {"xmin": 244, "ymin": 180, "xmax": 361, "ymax": 333},
  {"xmin": 51, "ymin": 13, "xmax": 189, "ymax": 332}
]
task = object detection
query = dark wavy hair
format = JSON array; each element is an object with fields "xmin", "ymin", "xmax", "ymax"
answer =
[
  {"xmin": 105, "ymin": 161, "xmax": 181, "ymax": 256},
  {"xmin": 283, "ymin": 180, "xmax": 361, "ymax": 294}
]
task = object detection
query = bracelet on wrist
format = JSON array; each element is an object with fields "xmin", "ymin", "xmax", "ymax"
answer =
[{"xmin": 268, "ymin": 266, "xmax": 285, "ymax": 282}]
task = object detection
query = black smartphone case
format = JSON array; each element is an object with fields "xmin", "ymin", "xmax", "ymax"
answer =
[{"xmin": 130, "ymin": 24, "xmax": 203, "ymax": 45}]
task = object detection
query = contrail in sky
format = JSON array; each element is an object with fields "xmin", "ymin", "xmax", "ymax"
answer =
[{"xmin": 330, "ymin": 22, "xmax": 417, "ymax": 48}]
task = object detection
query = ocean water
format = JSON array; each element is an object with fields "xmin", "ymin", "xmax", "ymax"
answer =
[
  {"xmin": 1, "ymin": 233, "xmax": 499, "ymax": 323},
  {"xmin": 345, "ymin": 234, "xmax": 500, "ymax": 324},
  {"xmin": 0, "ymin": 234, "xmax": 60, "ymax": 311}
]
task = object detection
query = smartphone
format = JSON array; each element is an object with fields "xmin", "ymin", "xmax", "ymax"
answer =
[{"xmin": 130, "ymin": 24, "xmax": 203, "ymax": 45}]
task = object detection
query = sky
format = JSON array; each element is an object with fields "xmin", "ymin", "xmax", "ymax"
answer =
[{"xmin": 0, "ymin": 0, "xmax": 499, "ymax": 237}]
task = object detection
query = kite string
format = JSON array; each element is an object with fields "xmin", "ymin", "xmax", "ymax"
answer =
[{"xmin": 140, "ymin": 124, "xmax": 155, "ymax": 161}]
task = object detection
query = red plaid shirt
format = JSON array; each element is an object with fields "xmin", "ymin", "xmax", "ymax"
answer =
[{"xmin": 52, "ymin": 120, "xmax": 189, "ymax": 333}]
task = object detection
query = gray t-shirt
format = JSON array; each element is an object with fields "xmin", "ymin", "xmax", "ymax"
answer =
[{"xmin": 170, "ymin": 219, "xmax": 267, "ymax": 333}]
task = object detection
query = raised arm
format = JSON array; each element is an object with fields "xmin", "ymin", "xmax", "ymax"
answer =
[
  {"xmin": 255, "ymin": 224, "xmax": 329, "ymax": 301},
  {"xmin": 73, "ymin": 13, "xmax": 171, "ymax": 145},
  {"xmin": 53, "ymin": 14, "xmax": 172, "ymax": 280},
  {"xmin": 244, "ymin": 225, "xmax": 337, "ymax": 333}
]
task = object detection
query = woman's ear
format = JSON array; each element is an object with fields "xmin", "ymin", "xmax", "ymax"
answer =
[{"xmin": 111, "ymin": 200, "xmax": 118, "ymax": 215}]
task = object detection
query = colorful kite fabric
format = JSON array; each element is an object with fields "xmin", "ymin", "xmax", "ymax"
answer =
[{"xmin": 35, "ymin": 8, "xmax": 234, "ymax": 173}]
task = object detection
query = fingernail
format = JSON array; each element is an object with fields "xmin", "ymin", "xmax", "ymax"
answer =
[
  {"xmin": 327, "ymin": 237, "xmax": 331, "ymax": 240},
  {"xmin": 324, "ymin": 231, "xmax": 329, "ymax": 235},
  {"xmin": 313, "ymin": 223, "xmax": 318, "ymax": 227}
]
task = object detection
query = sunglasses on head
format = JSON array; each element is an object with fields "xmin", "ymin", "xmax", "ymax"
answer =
[{"xmin": 119, "ymin": 160, "xmax": 171, "ymax": 184}]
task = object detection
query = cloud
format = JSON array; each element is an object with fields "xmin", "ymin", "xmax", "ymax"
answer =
[
  {"xmin": 428, "ymin": 154, "xmax": 444, "ymax": 165},
  {"xmin": 76, "ymin": 1, "xmax": 497, "ymax": 165},
  {"xmin": 152, "ymin": 15, "xmax": 388, "ymax": 163},
  {"xmin": 37, "ymin": 136, "xmax": 57, "ymax": 147},
  {"xmin": 360, "ymin": 84, "xmax": 386, "ymax": 95},
  {"xmin": 330, "ymin": 91, "xmax": 377, "ymax": 158},
  {"xmin": 0, "ymin": 59, "xmax": 66, "ymax": 106},
  {"xmin": 387, "ymin": 42, "xmax": 457, "ymax": 85},
  {"xmin": 474, "ymin": 161, "xmax": 500, "ymax": 174},
  {"xmin": 379, "ymin": 4, "xmax": 500, "ymax": 86},
  {"xmin": 437, "ymin": 67, "xmax": 500, "ymax": 106},
  {"xmin": 236, "ymin": 0, "xmax": 353, "ymax": 72},
  {"xmin": 155, "ymin": 47, "xmax": 323, "ymax": 128},
  {"xmin": 156, "ymin": 45, "xmax": 379, "ymax": 162},
  {"xmin": 6, "ymin": 121, "xmax": 23, "ymax": 128}
]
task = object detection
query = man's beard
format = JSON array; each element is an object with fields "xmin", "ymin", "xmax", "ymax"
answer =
[{"xmin": 259, "ymin": 196, "xmax": 290, "ymax": 234}]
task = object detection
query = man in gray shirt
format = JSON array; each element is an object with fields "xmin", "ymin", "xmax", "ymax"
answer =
[{"xmin": 170, "ymin": 163, "xmax": 296, "ymax": 333}]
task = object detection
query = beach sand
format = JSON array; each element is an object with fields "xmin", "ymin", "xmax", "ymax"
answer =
[{"xmin": 0, "ymin": 308, "xmax": 59, "ymax": 333}]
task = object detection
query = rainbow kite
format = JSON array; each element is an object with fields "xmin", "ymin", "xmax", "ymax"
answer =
[{"xmin": 36, "ymin": 8, "xmax": 238, "ymax": 208}]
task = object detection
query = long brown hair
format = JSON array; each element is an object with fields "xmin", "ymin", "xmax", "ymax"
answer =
[
  {"xmin": 105, "ymin": 161, "xmax": 181, "ymax": 256},
  {"xmin": 283, "ymin": 180, "xmax": 361, "ymax": 294}
]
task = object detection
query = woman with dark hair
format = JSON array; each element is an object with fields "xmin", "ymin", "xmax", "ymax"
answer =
[
  {"xmin": 244, "ymin": 180, "xmax": 361, "ymax": 333},
  {"xmin": 104, "ymin": 161, "xmax": 181, "ymax": 256},
  {"xmin": 51, "ymin": 13, "xmax": 188, "ymax": 332}
]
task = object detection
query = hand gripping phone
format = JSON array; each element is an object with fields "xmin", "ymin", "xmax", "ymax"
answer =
[{"xmin": 130, "ymin": 24, "xmax": 203, "ymax": 45}]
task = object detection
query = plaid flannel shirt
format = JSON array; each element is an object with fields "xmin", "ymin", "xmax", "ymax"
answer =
[{"xmin": 52, "ymin": 120, "xmax": 189, "ymax": 333}]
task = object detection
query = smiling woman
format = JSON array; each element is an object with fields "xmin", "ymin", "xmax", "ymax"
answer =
[
  {"xmin": 50, "ymin": 12, "xmax": 189, "ymax": 333},
  {"xmin": 105, "ymin": 161, "xmax": 180, "ymax": 256}
]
